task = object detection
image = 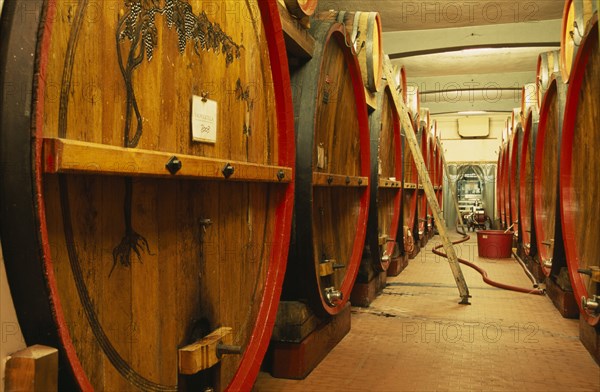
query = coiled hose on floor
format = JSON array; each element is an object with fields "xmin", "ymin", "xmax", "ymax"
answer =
[{"xmin": 432, "ymin": 234, "xmax": 545, "ymax": 296}]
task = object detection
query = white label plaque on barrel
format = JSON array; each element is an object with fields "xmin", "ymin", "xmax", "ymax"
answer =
[{"xmin": 192, "ymin": 95, "xmax": 218, "ymax": 144}]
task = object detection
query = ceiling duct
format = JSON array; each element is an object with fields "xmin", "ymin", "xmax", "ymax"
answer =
[{"xmin": 458, "ymin": 116, "xmax": 490, "ymax": 138}]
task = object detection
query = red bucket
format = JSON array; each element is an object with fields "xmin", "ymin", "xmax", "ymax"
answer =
[{"xmin": 476, "ymin": 230, "xmax": 513, "ymax": 258}]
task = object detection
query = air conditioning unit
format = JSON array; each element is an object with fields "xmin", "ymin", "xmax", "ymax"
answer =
[{"xmin": 458, "ymin": 117, "xmax": 490, "ymax": 138}]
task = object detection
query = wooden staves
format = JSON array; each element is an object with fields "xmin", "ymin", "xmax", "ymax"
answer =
[
  {"xmin": 434, "ymin": 130, "xmax": 444, "ymax": 215},
  {"xmin": 521, "ymin": 83, "xmax": 538, "ymax": 118},
  {"xmin": 561, "ymin": 0, "xmax": 577, "ymax": 82},
  {"xmin": 536, "ymin": 50, "xmax": 560, "ymax": 109},
  {"xmin": 497, "ymin": 145, "xmax": 505, "ymax": 228},
  {"xmin": 392, "ymin": 64, "xmax": 408, "ymax": 104},
  {"xmin": 416, "ymin": 120, "xmax": 433, "ymax": 243},
  {"xmin": 406, "ymin": 85, "xmax": 421, "ymax": 119},
  {"xmin": 283, "ymin": 20, "xmax": 370, "ymax": 316},
  {"xmin": 502, "ymin": 140, "xmax": 512, "ymax": 231},
  {"xmin": 560, "ymin": 0, "xmax": 599, "ymax": 83},
  {"xmin": 426, "ymin": 119, "xmax": 436, "ymax": 237},
  {"xmin": 560, "ymin": 17, "xmax": 599, "ymax": 326},
  {"xmin": 534, "ymin": 76, "xmax": 568, "ymax": 278},
  {"xmin": 363, "ymin": 84, "xmax": 403, "ymax": 272},
  {"xmin": 335, "ymin": 11, "xmax": 383, "ymax": 92},
  {"xmin": 402, "ymin": 112, "xmax": 419, "ymax": 256},
  {"xmin": 508, "ymin": 120, "xmax": 524, "ymax": 239},
  {"xmin": 519, "ymin": 108, "xmax": 540, "ymax": 257},
  {"xmin": 0, "ymin": 1, "xmax": 295, "ymax": 390}
]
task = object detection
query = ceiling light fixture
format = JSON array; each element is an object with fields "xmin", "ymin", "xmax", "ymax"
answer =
[{"xmin": 457, "ymin": 111, "xmax": 488, "ymax": 115}]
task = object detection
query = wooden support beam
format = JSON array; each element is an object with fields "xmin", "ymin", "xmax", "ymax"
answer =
[
  {"xmin": 277, "ymin": 0, "xmax": 315, "ymax": 59},
  {"xmin": 312, "ymin": 172, "xmax": 368, "ymax": 187},
  {"xmin": 378, "ymin": 178, "xmax": 402, "ymax": 189},
  {"xmin": 5, "ymin": 345, "xmax": 58, "ymax": 392},
  {"xmin": 43, "ymin": 138, "xmax": 292, "ymax": 183},
  {"xmin": 383, "ymin": 59, "xmax": 471, "ymax": 304},
  {"xmin": 404, "ymin": 182, "xmax": 417, "ymax": 190}
]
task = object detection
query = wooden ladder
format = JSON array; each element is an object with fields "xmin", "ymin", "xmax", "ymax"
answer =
[{"xmin": 382, "ymin": 59, "xmax": 471, "ymax": 304}]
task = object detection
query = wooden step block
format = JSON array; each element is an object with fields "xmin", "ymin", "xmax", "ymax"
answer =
[
  {"xmin": 531, "ymin": 258, "xmax": 547, "ymax": 283},
  {"xmin": 5, "ymin": 345, "xmax": 58, "ymax": 392},
  {"xmin": 387, "ymin": 254, "xmax": 408, "ymax": 277},
  {"xmin": 428, "ymin": 229, "xmax": 435, "ymax": 240},
  {"xmin": 269, "ymin": 303, "xmax": 351, "ymax": 379},
  {"xmin": 419, "ymin": 234, "xmax": 428, "ymax": 249},
  {"xmin": 545, "ymin": 276, "xmax": 579, "ymax": 319},
  {"xmin": 408, "ymin": 242, "xmax": 420, "ymax": 260},
  {"xmin": 271, "ymin": 301, "xmax": 319, "ymax": 343},
  {"xmin": 350, "ymin": 271, "xmax": 387, "ymax": 307},
  {"xmin": 579, "ymin": 317, "xmax": 600, "ymax": 365}
]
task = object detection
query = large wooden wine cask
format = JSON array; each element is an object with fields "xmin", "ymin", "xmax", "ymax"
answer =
[
  {"xmin": 502, "ymin": 140, "xmax": 512, "ymax": 232},
  {"xmin": 335, "ymin": 11, "xmax": 383, "ymax": 92},
  {"xmin": 402, "ymin": 113, "xmax": 419, "ymax": 256},
  {"xmin": 363, "ymin": 84, "xmax": 403, "ymax": 272},
  {"xmin": 419, "ymin": 109, "xmax": 435, "ymax": 237},
  {"xmin": 392, "ymin": 64, "xmax": 408, "ymax": 104},
  {"xmin": 519, "ymin": 108, "xmax": 539, "ymax": 257},
  {"xmin": 510, "ymin": 108, "xmax": 522, "ymax": 133},
  {"xmin": 427, "ymin": 128, "xmax": 436, "ymax": 237},
  {"xmin": 283, "ymin": 20, "xmax": 370, "ymax": 316},
  {"xmin": 560, "ymin": 17, "xmax": 599, "ymax": 326},
  {"xmin": 534, "ymin": 76, "xmax": 567, "ymax": 278},
  {"xmin": 0, "ymin": 1, "xmax": 294, "ymax": 390},
  {"xmin": 407, "ymin": 85, "xmax": 421, "ymax": 119},
  {"xmin": 536, "ymin": 50, "xmax": 560, "ymax": 108},
  {"xmin": 521, "ymin": 83, "xmax": 538, "ymax": 117},
  {"xmin": 508, "ymin": 121, "xmax": 524, "ymax": 237},
  {"xmin": 433, "ymin": 121, "xmax": 443, "ymax": 210},
  {"xmin": 416, "ymin": 122, "xmax": 432, "ymax": 243},
  {"xmin": 497, "ymin": 145, "xmax": 505, "ymax": 228},
  {"xmin": 560, "ymin": 0, "xmax": 599, "ymax": 83}
]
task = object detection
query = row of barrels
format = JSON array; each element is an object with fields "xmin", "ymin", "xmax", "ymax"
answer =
[
  {"xmin": 497, "ymin": 1, "xmax": 599, "ymax": 327},
  {"xmin": 0, "ymin": 1, "xmax": 444, "ymax": 390}
]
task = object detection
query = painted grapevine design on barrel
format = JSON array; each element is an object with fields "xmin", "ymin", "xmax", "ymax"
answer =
[
  {"xmin": 54, "ymin": 1, "xmax": 246, "ymax": 389},
  {"xmin": 117, "ymin": 0, "xmax": 242, "ymax": 148},
  {"xmin": 112, "ymin": 0, "xmax": 243, "ymax": 275}
]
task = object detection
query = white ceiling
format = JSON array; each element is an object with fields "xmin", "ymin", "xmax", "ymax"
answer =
[
  {"xmin": 398, "ymin": 46, "xmax": 559, "ymax": 78},
  {"xmin": 316, "ymin": 0, "xmax": 565, "ymax": 115},
  {"xmin": 317, "ymin": 1, "xmax": 564, "ymax": 31}
]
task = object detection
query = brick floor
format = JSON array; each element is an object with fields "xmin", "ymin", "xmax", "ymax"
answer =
[{"xmin": 256, "ymin": 235, "xmax": 600, "ymax": 391}]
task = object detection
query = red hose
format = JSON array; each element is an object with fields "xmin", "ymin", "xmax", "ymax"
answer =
[{"xmin": 432, "ymin": 235, "xmax": 545, "ymax": 296}]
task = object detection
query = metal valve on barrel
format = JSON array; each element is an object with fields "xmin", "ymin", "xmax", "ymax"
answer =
[
  {"xmin": 578, "ymin": 266, "xmax": 600, "ymax": 314},
  {"xmin": 324, "ymin": 287, "xmax": 343, "ymax": 307}
]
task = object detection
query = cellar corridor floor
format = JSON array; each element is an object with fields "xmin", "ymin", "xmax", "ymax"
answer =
[{"xmin": 255, "ymin": 234, "xmax": 600, "ymax": 392}]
